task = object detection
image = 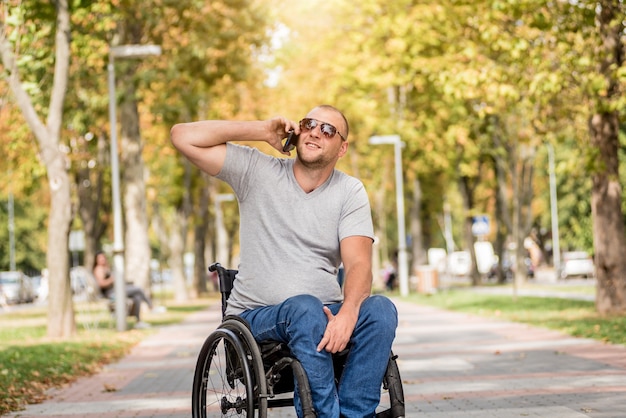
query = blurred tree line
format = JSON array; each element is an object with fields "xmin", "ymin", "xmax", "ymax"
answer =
[{"xmin": 0, "ymin": 0, "xmax": 624, "ymax": 337}]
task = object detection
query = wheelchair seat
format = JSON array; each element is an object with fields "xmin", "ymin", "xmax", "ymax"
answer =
[{"xmin": 191, "ymin": 262, "xmax": 405, "ymax": 417}]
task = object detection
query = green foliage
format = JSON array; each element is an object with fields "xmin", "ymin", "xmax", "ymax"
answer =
[
  {"xmin": 0, "ymin": 197, "xmax": 48, "ymax": 273},
  {"xmin": 2, "ymin": 1, "xmax": 57, "ymax": 112},
  {"xmin": 552, "ymin": 140, "xmax": 594, "ymax": 253}
]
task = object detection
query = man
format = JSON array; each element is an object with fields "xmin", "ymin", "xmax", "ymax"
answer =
[{"xmin": 171, "ymin": 105, "xmax": 398, "ymax": 417}]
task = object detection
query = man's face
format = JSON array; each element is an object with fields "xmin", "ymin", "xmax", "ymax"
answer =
[{"xmin": 296, "ymin": 107, "xmax": 348, "ymax": 169}]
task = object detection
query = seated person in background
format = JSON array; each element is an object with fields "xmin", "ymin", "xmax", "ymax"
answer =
[
  {"xmin": 93, "ymin": 251, "xmax": 153, "ymax": 329},
  {"xmin": 171, "ymin": 105, "xmax": 398, "ymax": 418}
]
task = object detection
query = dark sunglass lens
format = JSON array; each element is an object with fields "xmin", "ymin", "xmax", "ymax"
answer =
[
  {"xmin": 320, "ymin": 123, "xmax": 336, "ymax": 138},
  {"xmin": 300, "ymin": 118, "xmax": 315, "ymax": 131}
]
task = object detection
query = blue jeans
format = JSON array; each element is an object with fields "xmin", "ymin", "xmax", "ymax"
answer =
[{"xmin": 240, "ymin": 294, "xmax": 398, "ymax": 418}]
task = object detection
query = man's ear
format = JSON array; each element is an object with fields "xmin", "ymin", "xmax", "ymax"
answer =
[{"xmin": 338, "ymin": 141, "xmax": 349, "ymax": 158}]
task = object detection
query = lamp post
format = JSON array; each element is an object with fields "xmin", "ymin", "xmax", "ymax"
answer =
[
  {"xmin": 369, "ymin": 135, "xmax": 409, "ymax": 297},
  {"xmin": 108, "ymin": 44, "xmax": 161, "ymax": 331}
]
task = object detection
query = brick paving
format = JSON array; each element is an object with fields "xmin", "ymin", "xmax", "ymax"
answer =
[{"xmin": 4, "ymin": 297, "xmax": 626, "ymax": 417}]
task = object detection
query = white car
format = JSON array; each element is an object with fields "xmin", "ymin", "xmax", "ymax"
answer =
[
  {"xmin": 447, "ymin": 251, "xmax": 472, "ymax": 276},
  {"xmin": 0, "ymin": 271, "xmax": 36, "ymax": 304},
  {"xmin": 560, "ymin": 251, "xmax": 595, "ymax": 279}
]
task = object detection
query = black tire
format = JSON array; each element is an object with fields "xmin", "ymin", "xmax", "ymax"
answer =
[
  {"xmin": 192, "ymin": 328, "xmax": 255, "ymax": 417},
  {"xmin": 376, "ymin": 352, "xmax": 405, "ymax": 418},
  {"xmin": 221, "ymin": 318, "xmax": 268, "ymax": 418},
  {"xmin": 289, "ymin": 358, "xmax": 316, "ymax": 417}
]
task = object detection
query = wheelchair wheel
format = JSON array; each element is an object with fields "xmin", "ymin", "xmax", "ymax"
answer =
[
  {"xmin": 376, "ymin": 352, "xmax": 405, "ymax": 418},
  {"xmin": 192, "ymin": 327, "xmax": 256, "ymax": 417},
  {"xmin": 221, "ymin": 317, "xmax": 268, "ymax": 417}
]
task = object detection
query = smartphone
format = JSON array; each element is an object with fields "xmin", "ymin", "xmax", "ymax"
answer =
[{"xmin": 283, "ymin": 130, "xmax": 299, "ymax": 152}]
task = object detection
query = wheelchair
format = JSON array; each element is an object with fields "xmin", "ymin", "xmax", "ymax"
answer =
[{"xmin": 192, "ymin": 263, "xmax": 405, "ymax": 417}]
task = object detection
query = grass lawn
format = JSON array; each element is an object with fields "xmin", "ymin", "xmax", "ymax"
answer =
[
  {"xmin": 405, "ymin": 289, "xmax": 626, "ymax": 346},
  {"xmin": 483, "ymin": 281, "xmax": 596, "ymax": 296},
  {"xmin": 0, "ymin": 297, "xmax": 216, "ymax": 415}
]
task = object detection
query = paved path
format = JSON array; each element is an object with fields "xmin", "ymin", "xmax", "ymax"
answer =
[{"xmin": 5, "ymin": 298, "xmax": 626, "ymax": 417}]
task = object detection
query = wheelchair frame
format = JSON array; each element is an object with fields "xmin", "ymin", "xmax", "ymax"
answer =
[{"xmin": 191, "ymin": 263, "xmax": 405, "ymax": 417}]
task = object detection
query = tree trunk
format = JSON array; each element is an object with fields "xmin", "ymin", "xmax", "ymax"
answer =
[
  {"xmin": 516, "ymin": 147, "xmax": 535, "ymax": 286},
  {"xmin": 119, "ymin": 71, "xmax": 151, "ymax": 291},
  {"xmin": 215, "ymin": 196, "xmax": 231, "ymax": 268},
  {"xmin": 490, "ymin": 116, "xmax": 513, "ymax": 284},
  {"xmin": 0, "ymin": 0, "xmax": 75, "ymax": 338},
  {"xmin": 192, "ymin": 174, "xmax": 210, "ymax": 297},
  {"xmin": 204, "ymin": 211, "xmax": 216, "ymax": 292},
  {"xmin": 150, "ymin": 201, "xmax": 169, "ymax": 280},
  {"xmin": 77, "ymin": 133, "xmax": 108, "ymax": 272},
  {"xmin": 458, "ymin": 176, "xmax": 480, "ymax": 285},
  {"xmin": 511, "ymin": 145, "xmax": 524, "ymax": 292},
  {"xmin": 410, "ymin": 177, "xmax": 427, "ymax": 268},
  {"xmin": 494, "ymin": 152, "xmax": 511, "ymax": 284},
  {"xmin": 590, "ymin": 116, "xmax": 626, "ymax": 313},
  {"xmin": 46, "ymin": 161, "xmax": 75, "ymax": 338},
  {"xmin": 589, "ymin": 0, "xmax": 626, "ymax": 314},
  {"xmin": 77, "ymin": 162, "xmax": 102, "ymax": 271},
  {"xmin": 225, "ymin": 204, "xmax": 238, "ymax": 268},
  {"xmin": 589, "ymin": 110, "xmax": 626, "ymax": 314},
  {"xmin": 169, "ymin": 208, "xmax": 189, "ymax": 302}
]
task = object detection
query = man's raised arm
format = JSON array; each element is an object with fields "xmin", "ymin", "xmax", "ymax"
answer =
[{"xmin": 170, "ymin": 117, "xmax": 297, "ymax": 176}]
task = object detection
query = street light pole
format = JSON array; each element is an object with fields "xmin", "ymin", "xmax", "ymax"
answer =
[
  {"xmin": 369, "ymin": 135, "xmax": 409, "ymax": 297},
  {"xmin": 107, "ymin": 44, "xmax": 161, "ymax": 332}
]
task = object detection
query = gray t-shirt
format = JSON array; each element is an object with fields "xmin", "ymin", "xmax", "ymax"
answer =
[{"xmin": 216, "ymin": 143, "xmax": 374, "ymax": 315}]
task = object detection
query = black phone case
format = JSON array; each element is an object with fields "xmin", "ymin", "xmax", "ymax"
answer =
[{"xmin": 283, "ymin": 130, "xmax": 299, "ymax": 152}]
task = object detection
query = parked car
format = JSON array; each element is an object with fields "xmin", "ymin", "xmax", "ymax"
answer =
[
  {"xmin": 30, "ymin": 273, "xmax": 48, "ymax": 301},
  {"xmin": 0, "ymin": 271, "xmax": 37, "ymax": 304},
  {"xmin": 447, "ymin": 251, "xmax": 472, "ymax": 276},
  {"xmin": 560, "ymin": 251, "xmax": 595, "ymax": 279}
]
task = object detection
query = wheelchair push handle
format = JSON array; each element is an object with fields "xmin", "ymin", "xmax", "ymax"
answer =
[{"xmin": 209, "ymin": 262, "xmax": 237, "ymax": 297}]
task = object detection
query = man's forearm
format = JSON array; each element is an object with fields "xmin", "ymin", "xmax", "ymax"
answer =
[
  {"xmin": 171, "ymin": 120, "xmax": 270, "ymax": 149},
  {"xmin": 171, "ymin": 119, "xmax": 283, "ymax": 176},
  {"xmin": 171, "ymin": 117, "xmax": 295, "ymax": 176},
  {"xmin": 341, "ymin": 264, "xmax": 372, "ymax": 315}
]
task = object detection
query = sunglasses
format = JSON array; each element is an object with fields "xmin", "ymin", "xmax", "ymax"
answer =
[{"xmin": 299, "ymin": 118, "xmax": 346, "ymax": 141}]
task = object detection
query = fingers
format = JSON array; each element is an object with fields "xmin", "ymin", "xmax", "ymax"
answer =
[
  {"xmin": 316, "ymin": 335, "xmax": 328, "ymax": 352},
  {"xmin": 317, "ymin": 332, "xmax": 344, "ymax": 353},
  {"xmin": 318, "ymin": 334, "xmax": 348, "ymax": 353},
  {"xmin": 268, "ymin": 117, "xmax": 299, "ymax": 155},
  {"xmin": 316, "ymin": 307, "xmax": 334, "ymax": 352},
  {"xmin": 316, "ymin": 307, "xmax": 349, "ymax": 353},
  {"xmin": 323, "ymin": 306, "xmax": 334, "ymax": 320},
  {"xmin": 270, "ymin": 116, "xmax": 298, "ymax": 136}
]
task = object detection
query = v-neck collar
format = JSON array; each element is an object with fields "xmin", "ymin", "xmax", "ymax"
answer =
[{"xmin": 286, "ymin": 159, "xmax": 335, "ymax": 198}]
